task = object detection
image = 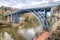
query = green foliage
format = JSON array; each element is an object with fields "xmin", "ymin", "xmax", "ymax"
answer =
[
  {"xmin": 0, "ymin": 27, "xmax": 19, "ymax": 40},
  {"xmin": 0, "ymin": 14, "xmax": 2, "ymax": 16},
  {"xmin": 24, "ymin": 16, "xmax": 29, "ymax": 22},
  {"xmin": 20, "ymin": 13, "xmax": 41, "ymax": 29}
]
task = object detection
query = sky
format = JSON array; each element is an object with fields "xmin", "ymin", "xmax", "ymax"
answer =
[{"xmin": 0, "ymin": 0, "xmax": 60, "ymax": 8}]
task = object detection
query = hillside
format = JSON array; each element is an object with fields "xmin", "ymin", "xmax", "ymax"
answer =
[{"xmin": 0, "ymin": 6, "xmax": 18, "ymax": 20}]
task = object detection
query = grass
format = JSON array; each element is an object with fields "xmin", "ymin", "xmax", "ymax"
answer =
[
  {"xmin": 0, "ymin": 13, "xmax": 4, "ymax": 20},
  {"xmin": 20, "ymin": 13, "xmax": 41, "ymax": 29},
  {"xmin": 0, "ymin": 26, "xmax": 19, "ymax": 40},
  {"xmin": 0, "ymin": 12, "xmax": 41, "ymax": 40},
  {"xmin": 0, "ymin": 14, "xmax": 2, "ymax": 16}
]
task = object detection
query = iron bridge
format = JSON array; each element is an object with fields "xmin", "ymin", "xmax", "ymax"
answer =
[{"xmin": 5, "ymin": 1, "xmax": 60, "ymax": 31}]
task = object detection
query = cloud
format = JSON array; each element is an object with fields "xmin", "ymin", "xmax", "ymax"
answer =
[
  {"xmin": 12, "ymin": 0, "xmax": 60, "ymax": 9},
  {"xmin": 53, "ymin": 0, "xmax": 60, "ymax": 2},
  {"xmin": 12, "ymin": 3, "xmax": 26, "ymax": 8},
  {"xmin": 12, "ymin": 0, "xmax": 50, "ymax": 8},
  {"xmin": 0, "ymin": 0, "xmax": 60, "ymax": 8}
]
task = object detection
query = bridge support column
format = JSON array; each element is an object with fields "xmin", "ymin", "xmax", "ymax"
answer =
[
  {"xmin": 7, "ymin": 16, "xmax": 10, "ymax": 22},
  {"xmin": 44, "ymin": 8, "xmax": 46, "ymax": 18},
  {"xmin": 11, "ymin": 14, "xmax": 12, "ymax": 22}
]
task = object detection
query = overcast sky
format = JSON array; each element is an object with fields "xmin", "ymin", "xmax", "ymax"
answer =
[{"xmin": 0, "ymin": 0, "xmax": 60, "ymax": 8}]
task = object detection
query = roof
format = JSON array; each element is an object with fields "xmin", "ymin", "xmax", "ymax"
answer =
[{"xmin": 5, "ymin": 1, "xmax": 60, "ymax": 16}]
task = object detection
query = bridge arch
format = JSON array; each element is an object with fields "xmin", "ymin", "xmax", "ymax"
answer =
[{"xmin": 5, "ymin": 8, "xmax": 50, "ymax": 31}]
